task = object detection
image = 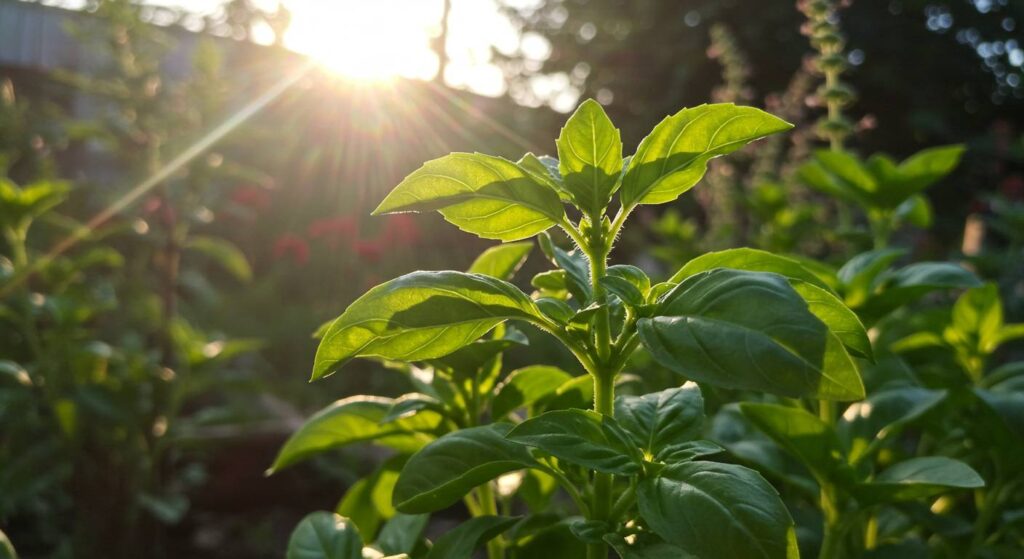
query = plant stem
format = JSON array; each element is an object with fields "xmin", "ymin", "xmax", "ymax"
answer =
[
  {"xmin": 589, "ymin": 369, "xmax": 615, "ymax": 559},
  {"xmin": 478, "ymin": 482, "xmax": 505, "ymax": 559},
  {"xmin": 818, "ymin": 399, "xmax": 843, "ymax": 559}
]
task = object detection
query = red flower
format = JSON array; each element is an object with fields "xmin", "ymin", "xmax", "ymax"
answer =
[
  {"xmin": 353, "ymin": 239, "xmax": 383, "ymax": 263},
  {"xmin": 230, "ymin": 185, "xmax": 272, "ymax": 212},
  {"xmin": 381, "ymin": 214, "xmax": 420, "ymax": 245},
  {"xmin": 273, "ymin": 233, "xmax": 310, "ymax": 265},
  {"xmin": 308, "ymin": 216, "xmax": 359, "ymax": 249}
]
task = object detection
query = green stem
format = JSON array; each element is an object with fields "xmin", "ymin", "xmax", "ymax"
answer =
[
  {"xmin": 478, "ymin": 482, "xmax": 505, "ymax": 559},
  {"xmin": 818, "ymin": 399, "xmax": 843, "ymax": 559},
  {"xmin": 588, "ymin": 369, "xmax": 615, "ymax": 559}
]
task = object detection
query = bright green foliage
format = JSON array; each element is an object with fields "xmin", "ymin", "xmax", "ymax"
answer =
[
  {"xmin": 798, "ymin": 145, "xmax": 964, "ymax": 245},
  {"xmin": 621, "ymin": 104, "xmax": 793, "ymax": 208},
  {"xmin": 312, "ymin": 271, "xmax": 543, "ymax": 380},
  {"xmin": 556, "ymin": 99, "xmax": 623, "ymax": 216},
  {"xmin": 373, "ymin": 153, "xmax": 565, "ymax": 241},
  {"xmin": 268, "ymin": 396, "xmax": 442, "ymax": 473},
  {"xmin": 282, "ymin": 100, "xmax": 887, "ymax": 559}
]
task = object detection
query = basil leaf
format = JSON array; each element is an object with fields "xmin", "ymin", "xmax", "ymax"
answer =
[
  {"xmin": 639, "ymin": 269, "xmax": 864, "ymax": 400},
  {"xmin": 492, "ymin": 365, "xmax": 574, "ymax": 419},
  {"xmin": 269, "ymin": 396, "xmax": 441, "ymax": 473},
  {"xmin": 790, "ymin": 280, "xmax": 873, "ymax": 361},
  {"xmin": 538, "ymin": 231, "xmax": 592, "ymax": 303},
  {"xmin": 467, "ymin": 242, "xmax": 533, "ymax": 280},
  {"xmin": 556, "ymin": 99, "xmax": 623, "ymax": 215},
  {"xmin": 855, "ymin": 457, "xmax": 984, "ymax": 504},
  {"xmin": 313, "ymin": 271, "xmax": 542, "ymax": 380},
  {"xmin": 517, "ymin": 152, "xmax": 570, "ymax": 201},
  {"xmin": 425, "ymin": 516, "xmax": 521, "ymax": 559},
  {"xmin": 393, "ymin": 424, "xmax": 536, "ymax": 514},
  {"xmin": 838, "ymin": 387, "xmax": 946, "ymax": 464},
  {"xmin": 638, "ymin": 461, "xmax": 798, "ymax": 559},
  {"xmin": 878, "ymin": 145, "xmax": 965, "ymax": 208},
  {"xmin": 286, "ymin": 512, "xmax": 363, "ymax": 559},
  {"xmin": 599, "ymin": 275, "xmax": 645, "ymax": 306},
  {"xmin": 739, "ymin": 403, "xmax": 855, "ymax": 487},
  {"xmin": 375, "ymin": 513, "xmax": 429, "ymax": 556},
  {"xmin": 614, "ymin": 384, "xmax": 705, "ymax": 462},
  {"xmin": 669, "ymin": 248, "xmax": 832, "ymax": 291},
  {"xmin": 621, "ymin": 104, "xmax": 792, "ymax": 208},
  {"xmin": 373, "ymin": 153, "xmax": 565, "ymax": 241},
  {"xmin": 506, "ymin": 409, "xmax": 643, "ymax": 475}
]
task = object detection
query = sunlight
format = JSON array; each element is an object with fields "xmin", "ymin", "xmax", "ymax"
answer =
[{"xmin": 285, "ymin": 0, "xmax": 442, "ymax": 82}]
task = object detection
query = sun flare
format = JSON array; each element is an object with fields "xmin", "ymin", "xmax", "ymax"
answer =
[{"xmin": 285, "ymin": 0, "xmax": 442, "ymax": 82}]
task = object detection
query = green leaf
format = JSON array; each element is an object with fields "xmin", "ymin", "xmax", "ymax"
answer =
[
  {"xmin": 668, "ymin": 249, "xmax": 871, "ymax": 359},
  {"xmin": 621, "ymin": 104, "xmax": 792, "ymax": 208},
  {"xmin": 336, "ymin": 477, "xmax": 382, "ymax": 538},
  {"xmin": 950, "ymin": 284, "xmax": 1004, "ymax": 354},
  {"xmin": 614, "ymin": 384, "xmax": 705, "ymax": 462},
  {"xmin": 467, "ymin": 242, "xmax": 533, "ymax": 280},
  {"xmin": 542, "ymin": 374, "xmax": 594, "ymax": 412},
  {"xmin": 393, "ymin": 424, "xmax": 537, "ymax": 513},
  {"xmin": 492, "ymin": 366, "xmax": 574, "ymax": 419},
  {"xmin": 286, "ymin": 512, "xmax": 363, "ymax": 559},
  {"xmin": 268, "ymin": 396, "xmax": 441, "ymax": 473},
  {"xmin": 185, "ymin": 235, "xmax": 252, "ymax": 283},
  {"xmin": 537, "ymin": 231, "xmax": 592, "ymax": 303},
  {"xmin": 0, "ymin": 178, "xmax": 70, "ymax": 230},
  {"xmin": 670, "ymin": 248, "xmax": 832, "ymax": 291},
  {"xmin": 517, "ymin": 152, "xmax": 570, "ymax": 201},
  {"xmin": 895, "ymin": 194, "xmax": 933, "ymax": 228},
  {"xmin": 556, "ymin": 99, "xmax": 623, "ymax": 215},
  {"xmin": 974, "ymin": 388, "xmax": 1024, "ymax": 442},
  {"xmin": 640, "ymin": 269, "xmax": 864, "ymax": 400},
  {"xmin": 837, "ymin": 249, "xmax": 907, "ymax": 306},
  {"xmin": 859, "ymin": 263, "xmax": 982, "ymax": 324},
  {"xmin": 425, "ymin": 516, "xmax": 521, "ymax": 559},
  {"xmin": 382, "ymin": 393, "xmax": 445, "ymax": 424},
  {"xmin": 313, "ymin": 271, "xmax": 542, "ymax": 380},
  {"xmin": 855, "ymin": 457, "xmax": 984, "ymax": 504},
  {"xmin": 790, "ymin": 280, "xmax": 873, "ymax": 361},
  {"xmin": 506, "ymin": 409, "xmax": 642, "ymax": 475},
  {"xmin": 740, "ymin": 403, "xmax": 853, "ymax": 486},
  {"xmin": 637, "ymin": 461, "xmax": 798, "ymax": 559},
  {"xmin": 373, "ymin": 153, "xmax": 565, "ymax": 241},
  {"xmin": 880, "ymin": 145, "xmax": 965, "ymax": 207},
  {"xmin": 838, "ymin": 388, "xmax": 946, "ymax": 465},
  {"xmin": 607, "ymin": 265, "xmax": 651, "ymax": 295},
  {"xmin": 0, "ymin": 528, "xmax": 14, "ymax": 559},
  {"xmin": 375, "ymin": 513, "xmax": 429, "ymax": 556},
  {"xmin": 599, "ymin": 275, "xmax": 645, "ymax": 306}
]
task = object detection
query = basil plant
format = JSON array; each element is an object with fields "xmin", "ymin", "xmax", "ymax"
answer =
[{"xmin": 273, "ymin": 100, "xmax": 875, "ymax": 559}]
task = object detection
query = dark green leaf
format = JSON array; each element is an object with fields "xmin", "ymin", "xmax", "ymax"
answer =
[
  {"xmin": 739, "ymin": 403, "xmax": 853, "ymax": 486},
  {"xmin": 538, "ymin": 231, "xmax": 592, "ymax": 303},
  {"xmin": 269, "ymin": 396, "xmax": 441, "ymax": 473},
  {"xmin": 507, "ymin": 409, "xmax": 642, "ymax": 475},
  {"xmin": 467, "ymin": 242, "xmax": 533, "ymax": 280},
  {"xmin": 614, "ymin": 384, "xmax": 705, "ymax": 462},
  {"xmin": 621, "ymin": 104, "xmax": 792, "ymax": 208},
  {"xmin": 535, "ymin": 297, "xmax": 574, "ymax": 324},
  {"xmin": 382, "ymin": 393, "xmax": 445, "ymax": 424},
  {"xmin": 375, "ymin": 513, "xmax": 429, "ymax": 556},
  {"xmin": 640, "ymin": 269, "xmax": 863, "ymax": 400},
  {"xmin": 426, "ymin": 516, "xmax": 520, "ymax": 559},
  {"xmin": 286, "ymin": 512, "xmax": 363, "ymax": 559},
  {"xmin": 393, "ymin": 424, "xmax": 537, "ymax": 513},
  {"xmin": 517, "ymin": 152, "xmax": 570, "ymax": 200},
  {"xmin": 599, "ymin": 275, "xmax": 645, "ymax": 306},
  {"xmin": 837, "ymin": 249, "xmax": 907, "ymax": 306},
  {"xmin": 556, "ymin": 99, "xmax": 623, "ymax": 215},
  {"xmin": 637, "ymin": 461, "xmax": 798, "ymax": 559},
  {"xmin": 837, "ymin": 388, "xmax": 947, "ymax": 464},
  {"xmin": 856, "ymin": 457, "xmax": 984, "ymax": 504},
  {"xmin": 373, "ymin": 153, "xmax": 565, "ymax": 241},
  {"xmin": 790, "ymin": 280, "xmax": 873, "ymax": 361},
  {"xmin": 492, "ymin": 366, "xmax": 574, "ymax": 419},
  {"xmin": 313, "ymin": 271, "xmax": 542, "ymax": 380}
]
